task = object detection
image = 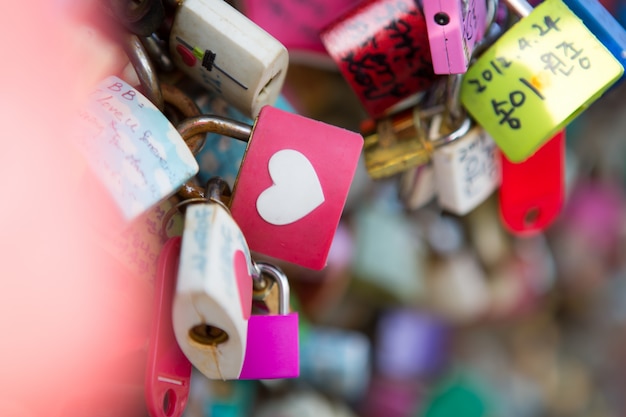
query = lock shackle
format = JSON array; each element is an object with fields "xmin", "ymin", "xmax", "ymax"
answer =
[
  {"xmin": 484, "ymin": 0, "xmax": 499, "ymax": 35},
  {"xmin": 122, "ymin": 32, "xmax": 165, "ymax": 111},
  {"xmin": 503, "ymin": 0, "xmax": 533, "ymax": 17},
  {"xmin": 252, "ymin": 262, "xmax": 290, "ymax": 316},
  {"xmin": 175, "ymin": 115, "xmax": 252, "ymax": 200},
  {"xmin": 430, "ymin": 116, "xmax": 472, "ymax": 148},
  {"xmin": 162, "ymin": 83, "xmax": 205, "ymax": 155},
  {"xmin": 176, "ymin": 115, "xmax": 252, "ymax": 143},
  {"xmin": 444, "ymin": 74, "xmax": 464, "ymax": 124},
  {"xmin": 161, "ymin": 177, "xmax": 232, "ymax": 238},
  {"xmin": 142, "ymin": 34, "xmax": 175, "ymax": 73}
]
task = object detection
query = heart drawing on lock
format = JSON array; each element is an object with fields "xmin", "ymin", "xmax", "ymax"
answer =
[
  {"xmin": 233, "ymin": 250, "xmax": 252, "ymax": 320},
  {"xmin": 256, "ymin": 149, "xmax": 325, "ymax": 225}
]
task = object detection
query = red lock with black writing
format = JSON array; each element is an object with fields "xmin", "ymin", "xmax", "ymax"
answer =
[{"xmin": 321, "ymin": 0, "xmax": 441, "ymax": 118}]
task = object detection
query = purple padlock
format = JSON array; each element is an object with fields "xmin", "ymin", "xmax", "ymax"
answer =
[{"xmin": 239, "ymin": 262, "xmax": 299, "ymax": 379}]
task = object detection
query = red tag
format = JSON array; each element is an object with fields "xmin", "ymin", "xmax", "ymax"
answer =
[
  {"xmin": 145, "ymin": 237, "xmax": 192, "ymax": 417},
  {"xmin": 499, "ymin": 130, "xmax": 565, "ymax": 235},
  {"xmin": 321, "ymin": 0, "xmax": 439, "ymax": 117}
]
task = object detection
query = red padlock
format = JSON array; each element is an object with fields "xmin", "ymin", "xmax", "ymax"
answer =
[{"xmin": 321, "ymin": 0, "xmax": 441, "ymax": 118}]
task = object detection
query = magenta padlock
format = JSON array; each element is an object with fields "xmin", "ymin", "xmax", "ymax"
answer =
[
  {"xmin": 176, "ymin": 106, "xmax": 363, "ymax": 270},
  {"xmin": 239, "ymin": 262, "xmax": 299, "ymax": 379}
]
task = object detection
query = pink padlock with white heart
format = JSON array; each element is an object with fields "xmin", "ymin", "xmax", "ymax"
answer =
[
  {"xmin": 239, "ymin": 262, "xmax": 299, "ymax": 379},
  {"xmin": 176, "ymin": 106, "xmax": 363, "ymax": 270}
]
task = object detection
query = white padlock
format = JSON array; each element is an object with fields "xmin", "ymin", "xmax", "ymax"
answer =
[
  {"xmin": 431, "ymin": 114, "xmax": 501, "ymax": 215},
  {"xmin": 73, "ymin": 76, "xmax": 199, "ymax": 222},
  {"xmin": 169, "ymin": 0, "xmax": 289, "ymax": 119},
  {"xmin": 173, "ymin": 201, "xmax": 255, "ymax": 380}
]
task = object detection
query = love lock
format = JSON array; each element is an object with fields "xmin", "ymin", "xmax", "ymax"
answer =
[
  {"xmin": 176, "ymin": 105, "xmax": 363, "ymax": 270},
  {"xmin": 239, "ymin": 262, "xmax": 299, "ymax": 380}
]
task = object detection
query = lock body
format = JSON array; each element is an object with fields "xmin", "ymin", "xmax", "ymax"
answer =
[
  {"xmin": 432, "ymin": 125, "xmax": 500, "ymax": 215},
  {"xmin": 239, "ymin": 313, "xmax": 300, "ymax": 379},
  {"xmin": 173, "ymin": 203, "xmax": 254, "ymax": 380},
  {"xmin": 460, "ymin": 0, "xmax": 624, "ymax": 162},
  {"xmin": 362, "ymin": 106, "xmax": 432, "ymax": 179},
  {"xmin": 170, "ymin": 0, "xmax": 288, "ymax": 118},
  {"xmin": 73, "ymin": 76, "xmax": 198, "ymax": 222},
  {"xmin": 229, "ymin": 106, "xmax": 363, "ymax": 270},
  {"xmin": 241, "ymin": 0, "xmax": 362, "ymax": 65},
  {"xmin": 321, "ymin": 0, "xmax": 439, "ymax": 117},
  {"xmin": 423, "ymin": 0, "xmax": 488, "ymax": 74}
]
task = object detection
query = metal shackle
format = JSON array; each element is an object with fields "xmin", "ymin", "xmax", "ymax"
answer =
[
  {"xmin": 176, "ymin": 115, "xmax": 253, "ymax": 144},
  {"xmin": 175, "ymin": 115, "xmax": 253, "ymax": 199},
  {"xmin": 428, "ymin": 74, "xmax": 472, "ymax": 149},
  {"xmin": 252, "ymin": 262, "xmax": 290, "ymax": 316},
  {"xmin": 160, "ymin": 177, "xmax": 232, "ymax": 238},
  {"xmin": 121, "ymin": 32, "xmax": 164, "ymax": 111}
]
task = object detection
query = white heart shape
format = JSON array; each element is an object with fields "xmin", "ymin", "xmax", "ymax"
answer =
[{"xmin": 256, "ymin": 149, "xmax": 325, "ymax": 226}]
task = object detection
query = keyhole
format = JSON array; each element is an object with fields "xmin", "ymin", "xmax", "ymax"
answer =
[
  {"xmin": 434, "ymin": 12, "xmax": 450, "ymax": 25},
  {"xmin": 189, "ymin": 324, "xmax": 229, "ymax": 346},
  {"xmin": 163, "ymin": 389, "xmax": 176, "ymax": 417},
  {"xmin": 257, "ymin": 70, "xmax": 282, "ymax": 103},
  {"xmin": 524, "ymin": 206, "xmax": 541, "ymax": 227}
]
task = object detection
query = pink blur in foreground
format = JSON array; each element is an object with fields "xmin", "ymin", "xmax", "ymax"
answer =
[{"xmin": 0, "ymin": 2, "xmax": 151, "ymax": 416}]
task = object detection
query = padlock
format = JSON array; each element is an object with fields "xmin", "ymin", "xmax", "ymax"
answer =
[
  {"xmin": 430, "ymin": 113, "xmax": 501, "ymax": 216},
  {"xmin": 320, "ymin": 0, "xmax": 441, "ymax": 118},
  {"xmin": 361, "ymin": 106, "xmax": 430, "ymax": 179},
  {"xmin": 460, "ymin": 0, "xmax": 626, "ymax": 163},
  {"xmin": 241, "ymin": 0, "xmax": 362, "ymax": 67},
  {"xmin": 362, "ymin": 102, "xmax": 471, "ymax": 179},
  {"xmin": 499, "ymin": 130, "xmax": 565, "ymax": 235},
  {"xmin": 169, "ymin": 0, "xmax": 288, "ymax": 118},
  {"xmin": 145, "ymin": 236, "xmax": 192, "ymax": 417},
  {"xmin": 239, "ymin": 262, "xmax": 299, "ymax": 379},
  {"xmin": 172, "ymin": 178, "xmax": 255, "ymax": 380},
  {"xmin": 422, "ymin": 0, "xmax": 490, "ymax": 74},
  {"xmin": 176, "ymin": 106, "xmax": 363, "ymax": 270},
  {"xmin": 72, "ymin": 75, "xmax": 199, "ymax": 223}
]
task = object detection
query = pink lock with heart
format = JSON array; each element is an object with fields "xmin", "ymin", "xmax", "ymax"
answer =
[{"xmin": 175, "ymin": 106, "xmax": 363, "ymax": 270}]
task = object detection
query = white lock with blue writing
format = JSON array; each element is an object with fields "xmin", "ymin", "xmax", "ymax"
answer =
[
  {"xmin": 73, "ymin": 76, "xmax": 198, "ymax": 222},
  {"xmin": 173, "ymin": 202, "xmax": 255, "ymax": 380},
  {"xmin": 169, "ymin": 0, "xmax": 289, "ymax": 119}
]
